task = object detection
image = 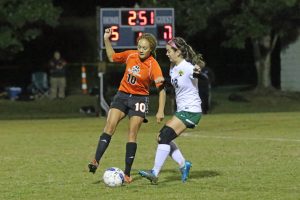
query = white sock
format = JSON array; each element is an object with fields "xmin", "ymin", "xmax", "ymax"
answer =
[
  {"xmin": 152, "ymin": 144, "xmax": 170, "ymax": 176},
  {"xmin": 171, "ymin": 149, "xmax": 185, "ymax": 168}
]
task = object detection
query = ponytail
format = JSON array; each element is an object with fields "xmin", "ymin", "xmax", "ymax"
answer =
[{"xmin": 169, "ymin": 37, "xmax": 205, "ymax": 69}]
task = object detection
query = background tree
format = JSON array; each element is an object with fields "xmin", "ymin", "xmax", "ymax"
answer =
[
  {"xmin": 0, "ymin": 0, "xmax": 62, "ymax": 60},
  {"xmin": 143, "ymin": 0, "xmax": 300, "ymax": 91}
]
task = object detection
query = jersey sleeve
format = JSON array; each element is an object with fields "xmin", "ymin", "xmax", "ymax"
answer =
[
  {"xmin": 189, "ymin": 64, "xmax": 196, "ymax": 79},
  {"xmin": 112, "ymin": 50, "xmax": 136, "ymax": 64},
  {"xmin": 151, "ymin": 60, "xmax": 164, "ymax": 88}
]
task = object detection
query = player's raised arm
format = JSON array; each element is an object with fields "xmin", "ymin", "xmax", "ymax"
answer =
[{"xmin": 103, "ymin": 27, "xmax": 115, "ymax": 62}]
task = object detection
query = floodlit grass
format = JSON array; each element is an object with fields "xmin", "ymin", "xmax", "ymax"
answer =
[
  {"xmin": 210, "ymin": 86, "xmax": 300, "ymax": 113},
  {"xmin": 1, "ymin": 86, "xmax": 300, "ymax": 119},
  {"xmin": 1, "ymin": 113, "xmax": 300, "ymax": 200},
  {"xmin": 0, "ymin": 94, "xmax": 98, "ymax": 120}
]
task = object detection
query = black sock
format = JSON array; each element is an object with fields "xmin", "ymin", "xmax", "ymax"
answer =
[
  {"xmin": 124, "ymin": 142, "xmax": 137, "ymax": 176},
  {"xmin": 95, "ymin": 133, "xmax": 112, "ymax": 163}
]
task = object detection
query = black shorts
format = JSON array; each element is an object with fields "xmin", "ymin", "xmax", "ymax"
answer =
[{"xmin": 110, "ymin": 91, "xmax": 149, "ymax": 119}]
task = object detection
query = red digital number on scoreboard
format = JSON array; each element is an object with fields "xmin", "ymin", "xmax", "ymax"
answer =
[{"xmin": 121, "ymin": 10, "xmax": 155, "ymax": 26}]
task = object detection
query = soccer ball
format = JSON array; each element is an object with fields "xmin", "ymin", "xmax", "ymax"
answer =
[{"xmin": 103, "ymin": 167, "xmax": 125, "ymax": 187}]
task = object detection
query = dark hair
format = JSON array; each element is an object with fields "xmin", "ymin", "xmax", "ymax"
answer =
[
  {"xmin": 137, "ymin": 33, "xmax": 157, "ymax": 58},
  {"xmin": 169, "ymin": 37, "xmax": 205, "ymax": 68}
]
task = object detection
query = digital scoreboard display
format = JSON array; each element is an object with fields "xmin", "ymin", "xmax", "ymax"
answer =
[{"xmin": 99, "ymin": 8, "xmax": 175, "ymax": 49}]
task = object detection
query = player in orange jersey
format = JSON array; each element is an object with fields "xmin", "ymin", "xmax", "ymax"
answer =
[{"xmin": 88, "ymin": 27, "xmax": 166, "ymax": 184}]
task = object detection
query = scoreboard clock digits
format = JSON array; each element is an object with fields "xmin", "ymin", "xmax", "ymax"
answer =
[
  {"xmin": 121, "ymin": 10, "xmax": 155, "ymax": 26},
  {"xmin": 99, "ymin": 8, "xmax": 175, "ymax": 49}
]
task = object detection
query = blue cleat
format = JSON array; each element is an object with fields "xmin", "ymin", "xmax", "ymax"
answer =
[
  {"xmin": 180, "ymin": 161, "xmax": 192, "ymax": 182},
  {"xmin": 138, "ymin": 170, "xmax": 158, "ymax": 184}
]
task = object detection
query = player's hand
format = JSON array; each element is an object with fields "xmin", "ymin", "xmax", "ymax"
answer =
[
  {"xmin": 104, "ymin": 28, "xmax": 112, "ymax": 40},
  {"xmin": 155, "ymin": 77, "xmax": 165, "ymax": 84},
  {"xmin": 193, "ymin": 64, "xmax": 201, "ymax": 74},
  {"xmin": 156, "ymin": 111, "xmax": 164, "ymax": 123}
]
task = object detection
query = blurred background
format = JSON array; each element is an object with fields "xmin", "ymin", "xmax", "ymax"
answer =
[{"xmin": 0, "ymin": 0, "xmax": 300, "ymax": 118}]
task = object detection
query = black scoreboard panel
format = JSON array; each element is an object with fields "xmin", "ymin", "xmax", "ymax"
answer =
[{"xmin": 99, "ymin": 8, "xmax": 175, "ymax": 49}]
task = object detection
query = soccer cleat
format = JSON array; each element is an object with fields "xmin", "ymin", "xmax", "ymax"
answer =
[
  {"xmin": 180, "ymin": 161, "xmax": 192, "ymax": 182},
  {"xmin": 124, "ymin": 175, "xmax": 133, "ymax": 184},
  {"xmin": 88, "ymin": 159, "xmax": 98, "ymax": 174},
  {"xmin": 138, "ymin": 170, "xmax": 158, "ymax": 184}
]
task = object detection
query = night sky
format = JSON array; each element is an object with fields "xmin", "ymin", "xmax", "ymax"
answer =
[
  {"xmin": 53, "ymin": 0, "xmax": 142, "ymax": 17},
  {"xmin": 1, "ymin": 1, "xmax": 268, "ymax": 88}
]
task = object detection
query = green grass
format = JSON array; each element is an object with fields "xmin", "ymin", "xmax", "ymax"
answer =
[
  {"xmin": 210, "ymin": 86, "xmax": 300, "ymax": 113},
  {"xmin": 0, "ymin": 94, "xmax": 99, "ymax": 120},
  {"xmin": 1, "ymin": 86, "xmax": 300, "ymax": 120},
  {"xmin": 1, "ymin": 113, "xmax": 300, "ymax": 200},
  {"xmin": 1, "ymin": 86, "xmax": 300, "ymax": 199}
]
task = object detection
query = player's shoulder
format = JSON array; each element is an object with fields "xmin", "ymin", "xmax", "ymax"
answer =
[
  {"xmin": 179, "ymin": 60, "xmax": 194, "ymax": 73},
  {"xmin": 118, "ymin": 50, "xmax": 138, "ymax": 62},
  {"xmin": 183, "ymin": 60, "xmax": 194, "ymax": 68},
  {"xmin": 126, "ymin": 50, "xmax": 138, "ymax": 56},
  {"xmin": 147, "ymin": 56, "xmax": 160, "ymax": 67},
  {"xmin": 117, "ymin": 50, "xmax": 138, "ymax": 58}
]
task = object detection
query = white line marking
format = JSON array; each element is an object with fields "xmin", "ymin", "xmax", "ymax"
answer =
[{"xmin": 181, "ymin": 132, "xmax": 300, "ymax": 142}]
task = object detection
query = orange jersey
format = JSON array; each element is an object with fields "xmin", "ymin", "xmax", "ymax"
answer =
[{"xmin": 112, "ymin": 50, "xmax": 163, "ymax": 95}]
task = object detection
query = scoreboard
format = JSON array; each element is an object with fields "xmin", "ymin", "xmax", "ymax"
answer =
[{"xmin": 98, "ymin": 8, "xmax": 175, "ymax": 49}]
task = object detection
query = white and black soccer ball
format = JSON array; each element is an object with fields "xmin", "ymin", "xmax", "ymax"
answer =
[{"xmin": 103, "ymin": 167, "xmax": 125, "ymax": 187}]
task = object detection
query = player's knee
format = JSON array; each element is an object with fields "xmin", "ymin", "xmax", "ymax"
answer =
[
  {"xmin": 158, "ymin": 126, "xmax": 177, "ymax": 144},
  {"xmin": 104, "ymin": 119, "xmax": 118, "ymax": 133}
]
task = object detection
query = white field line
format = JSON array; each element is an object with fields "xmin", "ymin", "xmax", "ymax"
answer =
[{"xmin": 182, "ymin": 132, "xmax": 300, "ymax": 142}]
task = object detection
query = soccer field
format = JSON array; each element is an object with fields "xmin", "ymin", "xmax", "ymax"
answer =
[{"xmin": 1, "ymin": 112, "xmax": 299, "ymax": 200}]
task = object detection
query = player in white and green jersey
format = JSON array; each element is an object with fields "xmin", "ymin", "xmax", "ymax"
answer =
[{"xmin": 139, "ymin": 37, "xmax": 205, "ymax": 184}]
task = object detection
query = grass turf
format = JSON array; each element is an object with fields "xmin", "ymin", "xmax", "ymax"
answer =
[{"xmin": 1, "ymin": 113, "xmax": 299, "ymax": 200}]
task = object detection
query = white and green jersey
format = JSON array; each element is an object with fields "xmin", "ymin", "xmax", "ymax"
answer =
[{"xmin": 170, "ymin": 59, "xmax": 202, "ymax": 113}]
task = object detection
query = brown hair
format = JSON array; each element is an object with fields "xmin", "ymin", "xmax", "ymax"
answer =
[
  {"xmin": 169, "ymin": 37, "xmax": 205, "ymax": 68},
  {"xmin": 137, "ymin": 33, "xmax": 157, "ymax": 58}
]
